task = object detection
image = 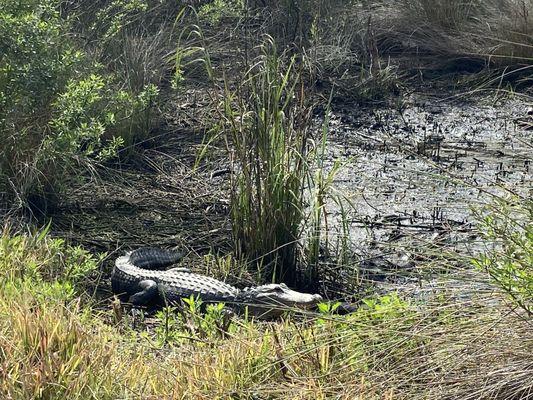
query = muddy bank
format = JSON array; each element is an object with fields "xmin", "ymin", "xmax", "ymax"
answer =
[
  {"xmin": 46, "ymin": 87, "xmax": 532, "ymax": 299},
  {"xmin": 321, "ymin": 91, "xmax": 531, "ymax": 290},
  {"xmin": 48, "ymin": 128, "xmax": 233, "ymax": 274}
]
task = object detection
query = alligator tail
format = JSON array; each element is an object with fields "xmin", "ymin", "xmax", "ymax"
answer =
[{"xmin": 127, "ymin": 247, "xmax": 184, "ymax": 270}]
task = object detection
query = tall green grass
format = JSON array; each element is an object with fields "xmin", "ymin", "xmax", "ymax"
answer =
[
  {"xmin": 221, "ymin": 38, "xmax": 311, "ymax": 285},
  {"xmin": 217, "ymin": 37, "xmax": 349, "ymax": 286}
]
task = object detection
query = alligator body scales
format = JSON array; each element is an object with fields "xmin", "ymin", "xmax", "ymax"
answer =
[{"xmin": 112, "ymin": 247, "xmax": 322, "ymax": 318}]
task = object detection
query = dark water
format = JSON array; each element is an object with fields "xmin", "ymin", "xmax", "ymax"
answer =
[{"xmin": 318, "ymin": 92, "xmax": 531, "ymax": 295}]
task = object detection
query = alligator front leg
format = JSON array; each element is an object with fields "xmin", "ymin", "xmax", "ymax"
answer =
[{"xmin": 128, "ymin": 280, "xmax": 158, "ymax": 306}]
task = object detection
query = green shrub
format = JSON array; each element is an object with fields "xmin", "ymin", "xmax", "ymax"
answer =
[
  {"xmin": 153, "ymin": 299, "xmax": 232, "ymax": 346},
  {"xmin": 0, "ymin": 0, "xmax": 78, "ymax": 206},
  {"xmin": 198, "ymin": 0, "xmax": 246, "ymax": 25},
  {"xmin": 254, "ymin": 0, "xmax": 354, "ymax": 46},
  {"xmin": 0, "ymin": 0, "xmax": 159, "ymax": 212},
  {"xmin": 0, "ymin": 0, "xmax": 78, "ymax": 121},
  {"xmin": 0, "ymin": 225, "xmax": 102, "ymax": 298},
  {"xmin": 49, "ymin": 75, "xmax": 159, "ymax": 157},
  {"xmin": 473, "ymin": 196, "xmax": 532, "ymax": 315},
  {"xmin": 92, "ymin": 0, "xmax": 149, "ymax": 41}
]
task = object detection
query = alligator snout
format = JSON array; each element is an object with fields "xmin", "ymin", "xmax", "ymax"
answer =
[
  {"xmin": 294, "ymin": 293, "xmax": 323, "ymax": 309},
  {"xmin": 251, "ymin": 283, "xmax": 323, "ymax": 309}
]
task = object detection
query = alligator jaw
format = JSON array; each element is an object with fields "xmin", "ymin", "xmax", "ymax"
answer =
[{"xmin": 239, "ymin": 283, "xmax": 323, "ymax": 318}]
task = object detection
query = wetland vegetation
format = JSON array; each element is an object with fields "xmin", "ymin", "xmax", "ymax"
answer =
[{"xmin": 1, "ymin": 0, "xmax": 532, "ymax": 398}]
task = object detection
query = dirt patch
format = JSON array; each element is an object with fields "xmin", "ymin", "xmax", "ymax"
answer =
[{"xmin": 48, "ymin": 127, "xmax": 233, "ymax": 279}]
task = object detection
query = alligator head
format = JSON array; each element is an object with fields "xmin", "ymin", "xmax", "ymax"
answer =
[{"xmin": 238, "ymin": 283, "xmax": 323, "ymax": 318}]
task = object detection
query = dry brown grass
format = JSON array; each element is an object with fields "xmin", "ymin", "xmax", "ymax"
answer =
[{"xmin": 376, "ymin": 0, "xmax": 533, "ymax": 66}]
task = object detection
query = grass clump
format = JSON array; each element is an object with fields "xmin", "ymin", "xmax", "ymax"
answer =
[
  {"xmin": 253, "ymin": 0, "xmax": 532, "ymax": 94},
  {"xmin": 221, "ymin": 38, "xmax": 313, "ymax": 285},
  {"xmin": 217, "ymin": 36, "xmax": 348, "ymax": 287},
  {"xmin": 0, "ymin": 226, "xmax": 112, "ymax": 399},
  {"xmin": 381, "ymin": 0, "xmax": 533, "ymax": 68}
]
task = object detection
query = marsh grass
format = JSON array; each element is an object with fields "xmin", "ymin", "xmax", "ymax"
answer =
[
  {"xmin": 472, "ymin": 195, "xmax": 532, "ymax": 316},
  {"xmin": 220, "ymin": 38, "xmax": 312, "ymax": 285},
  {"xmin": 1, "ymin": 227, "xmax": 531, "ymax": 399},
  {"xmin": 256, "ymin": 0, "xmax": 532, "ymax": 96},
  {"xmin": 215, "ymin": 37, "xmax": 354, "ymax": 288},
  {"xmin": 380, "ymin": 0, "xmax": 533, "ymax": 67}
]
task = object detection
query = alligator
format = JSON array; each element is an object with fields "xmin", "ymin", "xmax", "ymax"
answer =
[{"xmin": 112, "ymin": 247, "xmax": 323, "ymax": 318}]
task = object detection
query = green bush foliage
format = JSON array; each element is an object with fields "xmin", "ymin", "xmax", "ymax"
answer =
[
  {"xmin": 0, "ymin": 0, "xmax": 159, "ymax": 211},
  {"xmin": 0, "ymin": 224, "xmax": 102, "ymax": 306},
  {"xmin": 473, "ymin": 197, "xmax": 532, "ymax": 315},
  {"xmin": 0, "ymin": 0, "xmax": 77, "ymax": 120},
  {"xmin": 198, "ymin": 0, "xmax": 246, "ymax": 25}
]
